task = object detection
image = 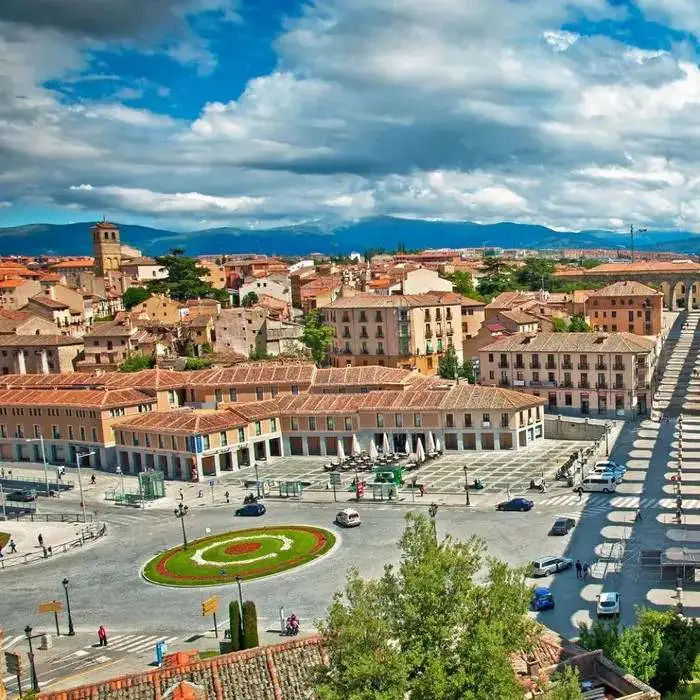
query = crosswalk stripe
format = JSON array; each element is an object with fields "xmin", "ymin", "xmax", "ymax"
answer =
[
  {"xmin": 3, "ymin": 634, "xmax": 24, "ymax": 650},
  {"xmin": 120, "ymin": 636, "xmax": 161, "ymax": 653},
  {"xmin": 108, "ymin": 635, "xmax": 159, "ymax": 652},
  {"xmin": 100, "ymin": 634, "xmax": 141, "ymax": 649}
]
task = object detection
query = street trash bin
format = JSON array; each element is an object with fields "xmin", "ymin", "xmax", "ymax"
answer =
[{"xmin": 40, "ymin": 633, "xmax": 52, "ymax": 650}]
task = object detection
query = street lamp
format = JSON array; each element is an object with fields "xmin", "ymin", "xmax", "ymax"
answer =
[
  {"xmin": 62, "ymin": 577, "xmax": 75, "ymax": 636},
  {"xmin": 463, "ymin": 465, "xmax": 470, "ymax": 507},
  {"xmin": 25, "ymin": 434, "xmax": 50, "ymax": 496},
  {"xmin": 24, "ymin": 625, "xmax": 39, "ymax": 691},
  {"xmin": 428, "ymin": 502, "xmax": 439, "ymax": 544},
  {"xmin": 235, "ymin": 575, "xmax": 245, "ymax": 635},
  {"xmin": 0, "ymin": 481, "xmax": 6, "ymax": 520},
  {"xmin": 254, "ymin": 461, "xmax": 260, "ymax": 498},
  {"xmin": 75, "ymin": 450, "xmax": 95, "ymax": 522},
  {"xmin": 173, "ymin": 503, "xmax": 189, "ymax": 549}
]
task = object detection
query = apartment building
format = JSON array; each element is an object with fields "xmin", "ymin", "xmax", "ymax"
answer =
[
  {"xmin": 80, "ymin": 319, "xmax": 149, "ymax": 369},
  {"xmin": 0, "ymin": 278, "xmax": 41, "ymax": 310},
  {"xmin": 479, "ymin": 332, "xmax": 657, "ymax": 418},
  {"xmin": 584, "ymin": 281, "xmax": 663, "ymax": 336},
  {"xmin": 0, "ymin": 335, "xmax": 84, "ymax": 374},
  {"xmin": 119, "ymin": 256, "xmax": 168, "ymax": 283},
  {"xmin": 0, "ymin": 310, "xmax": 58, "ymax": 336},
  {"xmin": 322, "ymin": 293, "xmax": 464, "ymax": 374},
  {"xmin": 131, "ymin": 294, "xmax": 188, "ymax": 324}
]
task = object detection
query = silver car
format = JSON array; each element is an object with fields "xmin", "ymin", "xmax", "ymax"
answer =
[{"xmin": 532, "ymin": 556, "xmax": 573, "ymax": 577}]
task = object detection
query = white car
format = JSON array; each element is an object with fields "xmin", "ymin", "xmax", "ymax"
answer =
[
  {"xmin": 596, "ymin": 591, "xmax": 621, "ymax": 618},
  {"xmin": 594, "ymin": 460, "xmax": 626, "ymax": 474},
  {"xmin": 589, "ymin": 466, "xmax": 623, "ymax": 483},
  {"xmin": 335, "ymin": 508, "xmax": 361, "ymax": 528}
]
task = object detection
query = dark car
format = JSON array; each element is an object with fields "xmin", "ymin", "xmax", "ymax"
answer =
[
  {"xmin": 532, "ymin": 586, "xmax": 555, "ymax": 611},
  {"xmin": 235, "ymin": 503, "xmax": 266, "ymax": 517},
  {"xmin": 7, "ymin": 489, "xmax": 36, "ymax": 502},
  {"xmin": 496, "ymin": 497, "xmax": 534, "ymax": 512},
  {"xmin": 550, "ymin": 517, "xmax": 576, "ymax": 535}
]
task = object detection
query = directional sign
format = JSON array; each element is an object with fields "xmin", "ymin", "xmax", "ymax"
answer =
[
  {"xmin": 329, "ymin": 472, "xmax": 341, "ymax": 486},
  {"xmin": 5, "ymin": 651, "xmax": 21, "ymax": 675},
  {"xmin": 201, "ymin": 595, "xmax": 219, "ymax": 616},
  {"xmin": 37, "ymin": 600, "xmax": 64, "ymax": 614}
]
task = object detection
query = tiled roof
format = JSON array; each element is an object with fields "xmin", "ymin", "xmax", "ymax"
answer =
[
  {"xmin": 313, "ymin": 366, "xmax": 417, "ymax": 387},
  {"xmin": 485, "ymin": 291, "xmax": 526, "ymax": 309},
  {"xmin": 588, "ymin": 280, "xmax": 663, "ymax": 297},
  {"xmin": 0, "ymin": 278, "xmax": 28, "ymax": 288},
  {"xmin": 499, "ymin": 310, "xmax": 539, "ymax": 324},
  {"xmin": 480, "ymin": 331, "xmax": 656, "ymax": 353},
  {"xmin": 182, "ymin": 314, "xmax": 213, "ymax": 328},
  {"xmin": 49, "ymin": 258, "xmax": 94, "ymax": 269},
  {"xmin": 0, "ymin": 388, "xmax": 154, "ymax": 408},
  {"xmin": 429, "ymin": 291, "xmax": 485, "ymax": 307},
  {"xmin": 0, "ymin": 309, "xmax": 34, "ymax": 321},
  {"xmin": 85, "ymin": 321, "xmax": 135, "ymax": 338},
  {"xmin": 188, "ymin": 363, "xmax": 316, "ymax": 387},
  {"xmin": 115, "ymin": 409, "xmax": 246, "ymax": 435},
  {"xmin": 0, "ymin": 334, "xmax": 83, "ymax": 347},
  {"xmin": 228, "ymin": 399, "xmax": 280, "ymax": 421},
  {"xmin": 30, "ymin": 294, "xmax": 69, "ymax": 309},
  {"xmin": 324, "ymin": 293, "xmax": 459, "ymax": 308},
  {"xmin": 0, "ymin": 368, "xmax": 184, "ymax": 391},
  {"xmin": 555, "ymin": 260, "xmax": 700, "ymax": 276},
  {"xmin": 101, "ymin": 368, "xmax": 185, "ymax": 390},
  {"xmin": 37, "ymin": 635, "xmax": 326, "ymax": 700},
  {"xmin": 121, "ymin": 256, "xmax": 158, "ymax": 266}
]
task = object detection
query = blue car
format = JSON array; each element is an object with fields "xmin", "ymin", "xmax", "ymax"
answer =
[
  {"xmin": 235, "ymin": 503, "xmax": 266, "ymax": 517},
  {"xmin": 496, "ymin": 497, "xmax": 534, "ymax": 512},
  {"xmin": 532, "ymin": 586, "xmax": 555, "ymax": 611}
]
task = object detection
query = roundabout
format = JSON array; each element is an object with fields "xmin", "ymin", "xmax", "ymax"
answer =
[{"xmin": 142, "ymin": 525, "xmax": 337, "ymax": 587}]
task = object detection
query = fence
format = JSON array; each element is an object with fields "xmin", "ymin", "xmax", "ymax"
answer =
[
  {"xmin": 0, "ymin": 521, "xmax": 106, "ymax": 569},
  {"xmin": 1, "ymin": 511, "xmax": 93, "ymax": 524},
  {"xmin": 0, "ymin": 474, "xmax": 74, "ymax": 490}
]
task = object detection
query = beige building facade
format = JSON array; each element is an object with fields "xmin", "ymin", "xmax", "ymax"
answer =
[{"xmin": 0, "ymin": 335, "xmax": 83, "ymax": 375}]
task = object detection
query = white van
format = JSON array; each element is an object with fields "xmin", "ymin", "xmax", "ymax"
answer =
[
  {"xmin": 335, "ymin": 508, "xmax": 361, "ymax": 527},
  {"xmin": 576, "ymin": 475, "xmax": 617, "ymax": 493}
]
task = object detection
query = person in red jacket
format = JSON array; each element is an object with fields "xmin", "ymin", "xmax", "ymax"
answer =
[{"xmin": 98, "ymin": 625, "xmax": 108, "ymax": 647}]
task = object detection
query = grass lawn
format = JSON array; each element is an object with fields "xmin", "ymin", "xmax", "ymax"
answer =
[
  {"xmin": 143, "ymin": 525, "xmax": 336, "ymax": 587},
  {"xmin": 0, "ymin": 532, "xmax": 9, "ymax": 549}
]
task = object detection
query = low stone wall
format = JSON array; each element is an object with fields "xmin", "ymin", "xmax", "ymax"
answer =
[{"xmin": 545, "ymin": 415, "xmax": 609, "ymax": 441}]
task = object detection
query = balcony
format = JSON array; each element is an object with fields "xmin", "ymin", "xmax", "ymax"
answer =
[
  {"xmin": 530, "ymin": 362, "xmax": 540, "ymax": 369},
  {"xmin": 545, "ymin": 361, "xmax": 556, "ymax": 369},
  {"xmin": 636, "ymin": 380, "xmax": 650, "ymax": 389},
  {"xmin": 342, "ymin": 314, "xmax": 350, "ymax": 323},
  {"xmin": 498, "ymin": 360, "xmax": 509, "ymax": 368},
  {"xmin": 359, "ymin": 314, "xmax": 368, "ymax": 323},
  {"xmin": 562, "ymin": 380, "xmax": 573, "ymax": 388},
  {"xmin": 447, "ymin": 325, "xmax": 453, "ymax": 335},
  {"xmin": 514, "ymin": 362, "xmax": 525, "ymax": 370},
  {"xmin": 425, "ymin": 328, "xmax": 433, "ymax": 339},
  {"xmin": 361, "ymin": 349, "xmax": 369, "ymax": 355},
  {"xmin": 562, "ymin": 361, "xmax": 572, "ymax": 370},
  {"xmin": 377, "ymin": 348, "xmax": 385, "ymax": 355},
  {"xmin": 375, "ymin": 331, "xmax": 384, "ymax": 338},
  {"xmin": 596, "ymin": 382, "xmax": 608, "ymax": 389},
  {"xmin": 499, "ymin": 379, "xmax": 510, "ymax": 386},
  {"xmin": 613, "ymin": 363, "xmax": 625, "ymax": 371},
  {"xmin": 360, "ymin": 331, "xmax": 368, "ymax": 339},
  {"xmin": 578, "ymin": 362, "xmax": 589, "ymax": 370},
  {"xmin": 595, "ymin": 362, "xmax": 607, "ymax": 370},
  {"xmin": 342, "ymin": 331, "xmax": 351, "ymax": 339},
  {"xmin": 578, "ymin": 381, "xmax": 590, "ymax": 389},
  {"xmin": 613, "ymin": 382, "xmax": 625, "ymax": 390},
  {"xmin": 529, "ymin": 380, "xmax": 557, "ymax": 387}
]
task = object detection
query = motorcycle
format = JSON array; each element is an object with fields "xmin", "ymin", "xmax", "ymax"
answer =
[
  {"xmin": 243, "ymin": 493, "xmax": 258, "ymax": 505},
  {"xmin": 284, "ymin": 616, "xmax": 300, "ymax": 636}
]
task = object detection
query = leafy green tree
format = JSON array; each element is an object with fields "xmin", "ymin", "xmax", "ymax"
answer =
[
  {"xmin": 516, "ymin": 257, "xmax": 555, "ymax": 291},
  {"xmin": 147, "ymin": 248, "xmax": 228, "ymax": 303},
  {"xmin": 567, "ymin": 315, "xmax": 591, "ymax": 332},
  {"xmin": 241, "ymin": 600, "xmax": 260, "ymax": 649},
  {"xmin": 462, "ymin": 359, "xmax": 476, "ymax": 384},
  {"xmin": 478, "ymin": 256, "xmax": 518, "ymax": 298},
  {"xmin": 551, "ymin": 317, "xmax": 568, "ymax": 332},
  {"xmin": 580, "ymin": 258, "xmax": 602, "ymax": 269},
  {"xmin": 119, "ymin": 353, "xmax": 155, "ymax": 372},
  {"xmin": 612, "ymin": 622, "xmax": 662, "ymax": 684},
  {"xmin": 301, "ymin": 310, "xmax": 334, "ymax": 366},
  {"xmin": 248, "ymin": 346, "xmax": 270, "ymax": 361},
  {"xmin": 578, "ymin": 619, "xmax": 620, "ymax": 659},
  {"xmin": 451, "ymin": 270, "xmax": 476, "ymax": 296},
  {"xmin": 200, "ymin": 342, "xmax": 213, "ymax": 354},
  {"xmin": 183, "ymin": 357, "xmax": 213, "ymax": 370},
  {"xmin": 541, "ymin": 666, "xmax": 583, "ymax": 699},
  {"xmin": 241, "ymin": 291, "xmax": 259, "ymax": 308},
  {"xmin": 122, "ymin": 286, "xmax": 149, "ymax": 310},
  {"xmin": 229, "ymin": 600, "xmax": 242, "ymax": 652},
  {"xmin": 314, "ymin": 513, "xmax": 535, "ymax": 700},
  {"xmin": 437, "ymin": 346, "xmax": 460, "ymax": 379}
]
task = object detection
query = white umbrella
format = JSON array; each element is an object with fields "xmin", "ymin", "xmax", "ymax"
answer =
[
  {"xmin": 352, "ymin": 434, "xmax": 361, "ymax": 456},
  {"xmin": 382, "ymin": 433, "xmax": 391, "ymax": 454},
  {"xmin": 435, "ymin": 437, "xmax": 442, "ymax": 453},
  {"xmin": 404, "ymin": 435, "xmax": 411, "ymax": 454},
  {"xmin": 369, "ymin": 439, "xmax": 379, "ymax": 461},
  {"xmin": 426, "ymin": 431, "xmax": 435, "ymax": 453},
  {"xmin": 337, "ymin": 439, "xmax": 346, "ymax": 463},
  {"xmin": 416, "ymin": 438, "xmax": 426, "ymax": 463}
]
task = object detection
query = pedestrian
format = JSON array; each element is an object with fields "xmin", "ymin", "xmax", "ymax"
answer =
[
  {"xmin": 98, "ymin": 625, "xmax": 108, "ymax": 647},
  {"xmin": 198, "ymin": 489, "xmax": 203, "ymax": 498},
  {"xmin": 418, "ymin": 483, "xmax": 425, "ymax": 497},
  {"xmin": 0, "ymin": 546, "xmax": 3, "ymax": 559},
  {"xmin": 90, "ymin": 474, "xmax": 96, "ymax": 485},
  {"xmin": 37, "ymin": 533, "xmax": 43, "ymax": 548},
  {"xmin": 577, "ymin": 488, "xmax": 583, "ymax": 502},
  {"xmin": 575, "ymin": 559, "xmax": 582, "ymax": 579},
  {"xmin": 224, "ymin": 490, "xmax": 230, "ymax": 504},
  {"xmin": 7, "ymin": 469, "xmax": 11, "ymax": 479},
  {"xmin": 179, "ymin": 489, "xmax": 184, "ymax": 501},
  {"xmin": 9, "ymin": 538, "xmax": 16, "ymax": 553},
  {"xmin": 0, "ymin": 467, "xmax": 4, "ymax": 478},
  {"xmin": 583, "ymin": 561, "xmax": 589, "ymax": 579}
]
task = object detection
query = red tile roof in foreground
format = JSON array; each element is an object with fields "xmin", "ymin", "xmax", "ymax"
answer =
[
  {"xmin": 187, "ymin": 363, "xmax": 316, "ymax": 387},
  {"xmin": 0, "ymin": 388, "xmax": 154, "ymax": 408},
  {"xmin": 0, "ymin": 334, "xmax": 83, "ymax": 347},
  {"xmin": 114, "ymin": 409, "xmax": 246, "ymax": 435},
  {"xmin": 313, "ymin": 365, "xmax": 418, "ymax": 387}
]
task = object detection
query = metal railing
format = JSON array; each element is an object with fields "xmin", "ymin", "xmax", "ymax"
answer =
[
  {"xmin": 2, "ymin": 511, "xmax": 93, "ymax": 523},
  {"xmin": 0, "ymin": 522, "xmax": 105, "ymax": 569}
]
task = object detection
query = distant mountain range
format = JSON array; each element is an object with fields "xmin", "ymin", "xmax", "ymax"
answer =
[{"xmin": 2, "ymin": 217, "xmax": 700, "ymax": 257}]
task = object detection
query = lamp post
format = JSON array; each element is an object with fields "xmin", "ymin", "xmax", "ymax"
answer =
[
  {"xmin": 428, "ymin": 502, "xmax": 439, "ymax": 544},
  {"xmin": 235, "ymin": 575, "xmax": 245, "ymax": 635},
  {"xmin": 75, "ymin": 450, "xmax": 95, "ymax": 522},
  {"xmin": 25, "ymin": 625, "xmax": 40, "ymax": 691},
  {"xmin": 605, "ymin": 422, "xmax": 611, "ymax": 456},
  {"xmin": 463, "ymin": 465, "xmax": 470, "ymax": 507},
  {"xmin": 62, "ymin": 577, "xmax": 75, "ymax": 635},
  {"xmin": 254, "ymin": 460, "xmax": 260, "ymax": 498},
  {"xmin": 174, "ymin": 503, "xmax": 189, "ymax": 549},
  {"xmin": 0, "ymin": 481, "xmax": 5, "ymax": 520},
  {"xmin": 25, "ymin": 434, "xmax": 50, "ymax": 496}
]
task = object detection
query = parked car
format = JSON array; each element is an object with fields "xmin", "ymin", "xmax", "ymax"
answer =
[
  {"xmin": 575, "ymin": 475, "xmax": 617, "ymax": 493},
  {"xmin": 234, "ymin": 503, "xmax": 266, "ymax": 517},
  {"xmin": 531, "ymin": 556, "xmax": 573, "ymax": 577},
  {"xmin": 595, "ymin": 460, "xmax": 626, "ymax": 474},
  {"xmin": 496, "ymin": 497, "xmax": 534, "ymax": 512},
  {"xmin": 588, "ymin": 466, "xmax": 623, "ymax": 483},
  {"xmin": 335, "ymin": 508, "xmax": 361, "ymax": 528},
  {"xmin": 550, "ymin": 517, "xmax": 576, "ymax": 535},
  {"xmin": 7, "ymin": 489, "xmax": 36, "ymax": 502},
  {"xmin": 596, "ymin": 591, "xmax": 621, "ymax": 618},
  {"xmin": 532, "ymin": 586, "xmax": 555, "ymax": 611}
]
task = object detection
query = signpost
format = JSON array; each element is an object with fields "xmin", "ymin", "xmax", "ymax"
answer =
[
  {"xmin": 37, "ymin": 599, "xmax": 64, "ymax": 637},
  {"xmin": 5, "ymin": 651, "xmax": 22, "ymax": 694},
  {"xmin": 201, "ymin": 595, "xmax": 220, "ymax": 638},
  {"xmin": 209, "ymin": 479, "xmax": 216, "ymax": 504},
  {"xmin": 329, "ymin": 472, "xmax": 341, "ymax": 502}
]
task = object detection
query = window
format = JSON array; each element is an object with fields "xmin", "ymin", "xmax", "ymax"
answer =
[
  {"xmin": 414, "ymin": 413, "xmax": 422, "ymax": 427},
  {"xmin": 202, "ymin": 434, "xmax": 210, "ymax": 450},
  {"xmin": 327, "ymin": 416, "xmax": 335, "ymax": 431},
  {"xmin": 395, "ymin": 413, "xmax": 403, "ymax": 427},
  {"xmin": 565, "ymin": 393, "xmax": 572, "ymax": 406},
  {"xmin": 271, "ymin": 386, "xmax": 278, "ymax": 398},
  {"xmin": 464, "ymin": 413, "xmax": 472, "ymax": 427},
  {"xmin": 229, "ymin": 388, "xmax": 237, "ymax": 402},
  {"xmin": 132, "ymin": 432, "xmax": 139, "ymax": 446},
  {"xmin": 255, "ymin": 421, "xmax": 262, "ymax": 436},
  {"xmin": 488, "ymin": 353, "xmax": 494, "ymax": 362},
  {"xmin": 0, "ymin": 424, "xmax": 6, "ymax": 438},
  {"xmin": 172, "ymin": 435, "xmax": 177, "ymax": 450},
  {"xmin": 145, "ymin": 434, "xmax": 151, "ymax": 447},
  {"xmin": 220, "ymin": 431, "xmax": 228, "ymax": 447},
  {"xmin": 215, "ymin": 389, "xmax": 223, "ymax": 403},
  {"xmin": 256, "ymin": 387, "xmax": 264, "ymax": 400},
  {"xmin": 271, "ymin": 417, "xmax": 277, "ymax": 431},
  {"xmin": 309, "ymin": 416, "xmax": 317, "ymax": 431},
  {"xmin": 501, "ymin": 413, "xmax": 509, "ymax": 428},
  {"xmin": 15, "ymin": 424, "xmax": 24, "ymax": 438},
  {"xmin": 377, "ymin": 413, "xmax": 384, "ymax": 427},
  {"xmin": 52, "ymin": 425, "xmax": 60, "ymax": 439},
  {"xmin": 446, "ymin": 413, "xmax": 454, "ymax": 427},
  {"xmin": 33, "ymin": 425, "xmax": 40, "ymax": 438},
  {"xmin": 291, "ymin": 384, "xmax": 299, "ymax": 396},
  {"xmin": 482, "ymin": 413, "xmax": 490, "ymax": 426},
  {"xmin": 291, "ymin": 417, "xmax": 299, "ymax": 431},
  {"xmin": 238, "ymin": 428, "xmax": 245, "ymax": 443},
  {"xmin": 80, "ymin": 426, "xmax": 86, "ymax": 441},
  {"xmin": 158, "ymin": 434, "xmax": 164, "ymax": 449},
  {"xmin": 68, "ymin": 426, "xmax": 74, "ymax": 440},
  {"xmin": 168, "ymin": 390, "xmax": 176, "ymax": 404},
  {"xmin": 344, "ymin": 416, "xmax": 352, "ymax": 431}
]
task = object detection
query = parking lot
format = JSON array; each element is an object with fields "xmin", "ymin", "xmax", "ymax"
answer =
[{"xmin": 233, "ymin": 438, "xmax": 593, "ymax": 496}]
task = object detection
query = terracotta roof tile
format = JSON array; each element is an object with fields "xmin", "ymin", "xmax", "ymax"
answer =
[
  {"xmin": 0, "ymin": 388, "xmax": 154, "ymax": 408},
  {"xmin": 480, "ymin": 331, "xmax": 656, "ymax": 353},
  {"xmin": 312, "ymin": 366, "xmax": 417, "ymax": 387},
  {"xmin": 0, "ymin": 278, "xmax": 28, "ymax": 288},
  {"xmin": 0, "ymin": 334, "xmax": 83, "ymax": 347},
  {"xmin": 29, "ymin": 294, "xmax": 69, "ymax": 309},
  {"xmin": 228, "ymin": 400, "xmax": 280, "ymax": 421},
  {"xmin": 115, "ymin": 409, "xmax": 246, "ymax": 435},
  {"xmin": 587, "ymin": 280, "xmax": 663, "ymax": 297},
  {"xmin": 189, "ymin": 363, "xmax": 316, "ymax": 387},
  {"xmin": 324, "ymin": 293, "xmax": 460, "ymax": 308}
]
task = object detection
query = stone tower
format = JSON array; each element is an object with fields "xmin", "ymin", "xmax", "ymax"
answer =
[{"xmin": 91, "ymin": 220, "xmax": 122, "ymax": 276}]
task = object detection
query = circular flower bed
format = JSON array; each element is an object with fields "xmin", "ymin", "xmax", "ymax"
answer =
[{"xmin": 142, "ymin": 525, "xmax": 336, "ymax": 587}]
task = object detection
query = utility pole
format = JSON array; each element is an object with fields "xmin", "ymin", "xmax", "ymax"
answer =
[{"xmin": 629, "ymin": 224, "xmax": 647, "ymax": 262}]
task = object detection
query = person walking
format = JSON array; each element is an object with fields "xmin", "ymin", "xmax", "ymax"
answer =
[
  {"xmin": 178, "ymin": 489, "xmax": 184, "ymax": 501},
  {"xmin": 575, "ymin": 559, "xmax": 582, "ymax": 579},
  {"xmin": 98, "ymin": 625, "xmax": 108, "ymax": 647},
  {"xmin": 90, "ymin": 474, "xmax": 96, "ymax": 485},
  {"xmin": 577, "ymin": 488, "xmax": 583, "ymax": 502},
  {"xmin": 9, "ymin": 538, "xmax": 16, "ymax": 553},
  {"xmin": 37, "ymin": 533, "xmax": 43, "ymax": 548},
  {"xmin": 0, "ymin": 467, "xmax": 4, "ymax": 478},
  {"xmin": 224, "ymin": 490, "xmax": 230, "ymax": 504},
  {"xmin": 582, "ymin": 561, "xmax": 589, "ymax": 580}
]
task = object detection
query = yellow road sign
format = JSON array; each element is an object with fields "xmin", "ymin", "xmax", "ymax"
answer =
[
  {"xmin": 37, "ymin": 600, "xmax": 64, "ymax": 614},
  {"xmin": 5, "ymin": 651, "xmax": 21, "ymax": 675},
  {"xmin": 201, "ymin": 595, "xmax": 219, "ymax": 616}
]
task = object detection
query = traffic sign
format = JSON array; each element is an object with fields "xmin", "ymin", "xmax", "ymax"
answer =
[
  {"xmin": 201, "ymin": 595, "xmax": 219, "ymax": 616},
  {"xmin": 5, "ymin": 651, "xmax": 21, "ymax": 675},
  {"xmin": 209, "ymin": 479, "xmax": 216, "ymax": 487},
  {"xmin": 329, "ymin": 472, "xmax": 341, "ymax": 486},
  {"xmin": 37, "ymin": 600, "xmax": 64, "ymax": 614}
]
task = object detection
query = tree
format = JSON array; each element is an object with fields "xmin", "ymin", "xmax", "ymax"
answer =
[
  {"xmin": 241, "ymin": 291, "xmax": 259, "ymax": 308},
  {"xmin": 301, "ymin": 310, "xmax": 334, "ymax": 366},
  {"xmin": 437, "ymin": 346, "xmax": 460, "ymax": 379},
  {"xmin": 314, "ymin": 513, "xmax": 536, "ymax": 699},
  {"xmin": 578, "ymin": 619, "xmax": 620, "ymax": 659},
  {"xmin": 567, "ymin": 315, "xmax": 591, "ymax": 332},
  {"xmin": 451, "ymin": 270, "xmax": 476, "ymax": 296},
  {"xmin": 541, "ymin": 666, "xmax": 583, "ymax": 700},
  {"xmin": 612, "ymin": 622, "xmax": 662, "ymax": 684},
  {"xmin": 241, "ymin": 600, "xmax": 260, "ymax": 649},
  {"xmin": 119, "ymin": 353, "xmax": 155, "ymax": 372},
  {"xmin": 580, "ymin": 257, "xmax": 602, "ymax": 269},
  {"xmin": 147, "ymin": 248, "xmax": 228, "ymax": 303},
  {"xmin": 516, "ymin": 257, "xmax": 555, "ymax": 291},
  {"xmin": 479, "ymin": 255, "xmax": 518, "ymax": 298},
  {"xmin": 183, "ymin": 357, "xmax": 213, "ymax": 370},
  {"xmin": 122, "ymin": 286, "xmax": 149, "ymax": 310},
  {"xmin": 229, "ymin": 600, "xmax": 242, "ymax": 652}
]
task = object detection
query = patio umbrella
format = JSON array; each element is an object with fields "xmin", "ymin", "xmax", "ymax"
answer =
[
  {"xmin": 337, "ymin": 439, "xmax": 346, "ymax": 463},
  {"xmin": 382, "ymin": 433, "xmax": 391, "ymax": 454},
  {"xmin": 352, "ymin": 434, "xmax": 361, "ymax": 456},
  {"xmin": 426, "ymin": 431, "xmax": 435, "ymax": 452},
  {"xmin": 369, "ymin": 439, "xmax": 379, "ymax": 461},
  {"xmin": 435, "ymin": 437, "xmax": 442, "ymax": 453},
  {"xmin": 404, "ymin": 435, "xmax": 411, "ymax": 454},
  {"xmin": 416, "ymin": 437, "xmax": 426, "ymax": 463}
]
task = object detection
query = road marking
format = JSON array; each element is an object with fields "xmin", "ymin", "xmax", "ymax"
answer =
[{"xmin": 2, "ymin": 634, "xmax": 24, "ymax": 650}]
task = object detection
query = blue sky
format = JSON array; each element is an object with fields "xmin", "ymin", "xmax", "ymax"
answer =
[{"xmin": 3, "ymin": 0, "xmax": 700, "ymax": 234}]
